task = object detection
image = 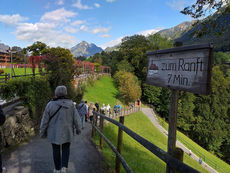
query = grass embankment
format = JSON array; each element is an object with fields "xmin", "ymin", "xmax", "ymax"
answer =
[
  {"xmin": 157, "ymin": 116, "xmax": 230, "ymax": 173},
  {"xmin": 83, "ymin": 76, "xmax": 119, "ymax": 106},
  {"xmin": 94, "ymin": 112, "xmax": 209, "ymax": 173}
]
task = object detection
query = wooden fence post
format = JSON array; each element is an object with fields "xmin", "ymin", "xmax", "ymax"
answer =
[
  {"xmin": 166, "ymin": 89, "xmax": 179, "ymax": 173},
  {"xmin": 4, "ymin": 73, "xmax": 7, "ymax": 83},
  {"xmin": 91, "ymin": 112, "xmax": 96, "ymax": 137},
  {"xmin": 174, "ymin": 148, "xmax": 184, "ymax": 173},
  {"xmin": 100, "ymin": 116, "xmax": 104, "ymax": 149},
  {"xmin": 115, "ymin": 116, "xmax": 124, "ymax": 173}
]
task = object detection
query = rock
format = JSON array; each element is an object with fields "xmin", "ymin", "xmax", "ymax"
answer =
[{"xmin": 14, "ymin": 106, "xmax": 24, "ymax": 111}]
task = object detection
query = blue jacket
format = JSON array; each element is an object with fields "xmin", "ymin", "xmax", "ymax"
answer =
[{"xmin": 77, "ymin": 102, "xmax": 88, "ymax": 117}]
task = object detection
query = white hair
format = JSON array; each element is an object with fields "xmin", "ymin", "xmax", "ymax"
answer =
[{"xmin": 55, "ymin": 85, "xmax": 67, "ymax": 97}]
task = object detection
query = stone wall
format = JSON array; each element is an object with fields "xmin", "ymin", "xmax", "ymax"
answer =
[
  {"xmin": 1, "ymin": 105, "xmax": 35, "ymax": 149},
  {"xmin": 74, "ymin": 73, "xmax": 111, "ymax": 88}
]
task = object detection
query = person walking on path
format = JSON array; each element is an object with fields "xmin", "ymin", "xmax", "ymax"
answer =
[
  {"xmin": 88, "ymin": 102, "xmax": 94, "ymax": 122},
  {"xmin": 106, "ymin": 104, "xmax": 111, "ymax": 117},
  {"xmin": 95, "ymin": 102, "xmax": 99, "ymax": 112},
  {"xmin": 85, "ymin": 101, "xmax": 89, "ymax": 122},
  {"xmin": 0, "ymin": 106, "xmax": 6, "ymax": 173},
  {"xmin": 100, "ymin": 103, "xmax": 106, "ymax": 114},
  {"xmin": 40, "ymin": 86, "xmax": 81, "ymax": 173},
  {"xmin": 77, "ymin": 100, "xmax": 88, "ymax": 129}
]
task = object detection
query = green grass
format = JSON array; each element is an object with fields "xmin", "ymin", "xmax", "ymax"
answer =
[
  {"xmin": 84, "ymin": 75, "xmax": 229, "ymax": 172},
  {"xmin": 157, "ymin": 116, "xmax": 230, "ymax": 173},
  {"xmin": 94, "ymin": 112, "xmax": 209, "ymax": 173},
  {"xmin": 0, "ymin": 68, "xmax": 40, "ymax": 77},
  {"xmin": 84, "ymin": 76, "xmax": 119, "ymax": 106}
]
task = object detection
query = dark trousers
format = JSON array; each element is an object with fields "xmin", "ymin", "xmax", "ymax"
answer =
[{"xmin": 52, "ymin": 142, "xmax": 70, "ymax": 170}]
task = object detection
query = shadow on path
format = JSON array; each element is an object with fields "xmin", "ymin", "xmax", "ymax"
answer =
[{"xmin": 3, "ymin": 122, "xmax": 110, "ymax": 173}]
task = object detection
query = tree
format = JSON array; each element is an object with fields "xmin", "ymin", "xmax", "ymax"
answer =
[
  {"xmin": 181, "ymin": 0, "xmax": 230, "ymax": 36},
  {"xmin": 117, "ymin": 59, "xmax": 134, "ymax": 72},
  {"xmin": 44, "ymin": 47, "xmax": 76, "ymax": 96},
  {"xmin": 114, "ymin": 71, "xmax": 141, "ymax": 103},
  {"xmin": 213, "ymin": 51, "xmax": 230, "ymax": 66},
  {"xmin": 192, "ymin": 66, "xmax": 230, "ymax": 153},
  {"xmin": 181, "ymin": 0, "xmax": 230, "ymax": 19},
  {"xmin": 177, "ymin": 92, "xmax": 196, "ymax": 132},
  {"xmin": 11, "ymin": 46, "xmax": 24, "ymax": 63},
  {"xmin": 119, "ymin": 35, "xmax": 151, "ymax": 81},
  {"xmin": 147, "ymin": 33, "xmax": 173, "ymax": 50},
  {"xmin": 75, "ymin": 56, "xmax": 87, "ymax": 61},
  {"xmin": 27, "ymin": 41, "xmax": 48, "ymax": 56}
]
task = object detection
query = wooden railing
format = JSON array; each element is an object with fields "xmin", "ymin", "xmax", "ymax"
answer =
[
  {"xmin": 0, "ymin": 73, "xmax": 47, "ymax": 83},
  {"xmin": 0, "ymin": 73, "xmax": 10, "ymax": 83},
  {"xmin": 91, "ymin": 110, "xmax": 199, "ymax": 173}
]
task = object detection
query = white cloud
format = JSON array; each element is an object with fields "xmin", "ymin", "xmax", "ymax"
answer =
[
  {"xmin": 41, "ymin": 8, "xmax": 77, "ymax": 23},
  {"xmin": 80, "ymin": 25, "xmax": 88, "ymax": 32},
  {"xmin": 15, "ymin": 22, "xmax": 77, "ymax": 48},
  {"xmin": 106, "ymin": 0, "xmax": 116, "ymax": 2},
  {"xmin": 94, "ymin": 3, "xmax": 100, "ymax": 8},
  {"xmin": 99, "ymin": 34, "xmax": 111, "ymax": 38},
  {"xmin": 0, "ymin": 14, "xmax": 28, "ymax": 26},
  {"xmin": 137, "ymin": 27, "xmax": 164, "ymax": 36},
  {"xmin": 73, "ymin": 0, "xmax": 91, "ymax": 10},
  {"xmin": 166, "ymin": 0, "xmax": 189, "ymax": 11},
  {"xmin": 101, "ymin": 27, "xmax": 164, "ymax": 49},
  {"xmin": 92, "ymin": 27, "xmax": 111, "ymax": 34},
  {"xmin": 65, "ymin": 26, "xmax": 78, "ymax": 33},
  {"xmin": 100, "ymin": 36, "xmax": 124, "ymax": 49},
  {"xmin": 71, "ymin": 20, "xmax": 85, "ymax": 26},
  {"xmin": 57, "ymin": 0, "xmax": 64, "ymax": 5}
]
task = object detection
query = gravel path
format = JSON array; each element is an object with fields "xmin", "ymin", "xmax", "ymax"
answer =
[
  {"xmin": 3, "ymin": 122, "xmax": 110, "ymax": 173},
  {"xmin": 142, "ymin": 108, "xmax": 218, "ymax": 173}
]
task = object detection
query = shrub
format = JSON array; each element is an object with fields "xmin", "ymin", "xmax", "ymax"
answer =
[{"xmin": 0, "ymin": 76, "xmax": 52, "ymax": 127}]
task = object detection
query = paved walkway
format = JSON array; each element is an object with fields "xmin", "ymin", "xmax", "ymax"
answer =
[
  {"xmin": 3, "ymin": 122, "xmax": 110, "ymax": 173},
  {"xmin": 142, "ymin": 108, "xmax": 218, "ymax": 173}
]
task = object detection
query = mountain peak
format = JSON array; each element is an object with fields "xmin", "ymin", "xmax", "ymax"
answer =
[
  {"xmin": 70, "ymin": 41, "xmax": 103, "ymax": 58},
  {"xmin": 80, "ymin": 41, "xmax": 89, "ymax": 46}
]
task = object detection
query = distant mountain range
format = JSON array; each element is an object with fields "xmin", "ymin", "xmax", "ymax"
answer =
[
  {"xmin": 157, "ymin": 21, "xmax": 194, "ymax": 40},
  {"xmin": 104, "ymin": 9, "xmax": 230, "ymax": 53},
  {"xmin": 70, "ymin": 41, "xmax": 103, "ymax": 58},
  {"xmin": 175, "ymin": 12, "xmax": 230, "ymax": 51}
]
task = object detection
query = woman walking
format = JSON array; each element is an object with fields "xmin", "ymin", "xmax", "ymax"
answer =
[
  {"xmin": 40, "ymin": 86, "xmax": 81, "ymax": 173},
  {"xmin": 88, "ymin": 102, "xmax": 94, "ymax": 122}
]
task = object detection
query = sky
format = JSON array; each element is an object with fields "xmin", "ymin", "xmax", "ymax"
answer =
[{"xmin": 0, "ymin": 0, "xmax": 194, "ymax": 49}]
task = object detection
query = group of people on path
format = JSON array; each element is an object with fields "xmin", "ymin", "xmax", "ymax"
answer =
[
  {"xmin": 39, "ymin": 86, "xmax": 118, "ymax": 173},
  {"xmin": 0, "ymin": 85, "xmax": 122, "ymax": 173}
]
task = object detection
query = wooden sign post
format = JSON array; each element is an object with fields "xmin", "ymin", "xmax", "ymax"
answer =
[{"xmin": 146, "ymin": 43, "xmax": 213, "ymax": 173}]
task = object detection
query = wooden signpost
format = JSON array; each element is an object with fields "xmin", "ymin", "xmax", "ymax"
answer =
[{"xmin": 146, "ymin": 43, "xmax": 213, "ymax": 173}]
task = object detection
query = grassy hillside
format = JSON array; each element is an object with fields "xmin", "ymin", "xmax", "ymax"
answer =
[
  {"xmin": 83, "ymin": 76, "xmax": 120, "ymax": 106},
  {"xmin": 157, "ymin": 116, "xmax": 230, "ymax": 173},
  {"xmin": 84, "ymin": 76, "xmax": 229, "ymax": 172},
  {"xmin": 94, "ymin": 112, "xmax": 209, "ymax": 173}
]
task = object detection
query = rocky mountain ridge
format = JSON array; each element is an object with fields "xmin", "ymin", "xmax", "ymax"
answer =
[{"xmin": 70, "ymin": 41, "xmax": 103, "ymax": 58}]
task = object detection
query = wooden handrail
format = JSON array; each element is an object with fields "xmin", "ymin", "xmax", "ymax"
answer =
[{"xmin": 92, "ymin": 111, "xmax": 199, "ymax": 173}]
